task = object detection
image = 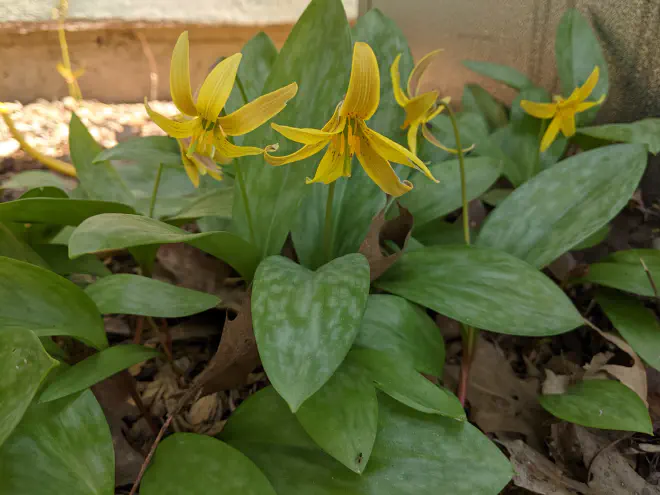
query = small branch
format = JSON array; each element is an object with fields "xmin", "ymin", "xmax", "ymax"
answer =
[
  {"xmin": 128, "ymin": 414, "xmax": 174, "ymax": 495},
  {"xmin": 120, "ymin": 370, "xmax": 159, "ymax": 436}
]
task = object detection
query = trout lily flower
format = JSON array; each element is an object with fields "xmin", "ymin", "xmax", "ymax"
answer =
[
  {"xmin": 391, "ymin": 50, "xmax": 464, "ymax": 155},
  {"xmin": 521, "ymin": 67, "xmax": 605, "ymax": 152},
  {"xmin": 145, "ymin": 31, "xmax": 297, "ymax": 185},
  {"xmin": 176, "ymin": 137, "xmax": 229, "ymax": 187},
  {"xmin": 265, "ymin": 42, "xmax": 437, "ymax": 197}
]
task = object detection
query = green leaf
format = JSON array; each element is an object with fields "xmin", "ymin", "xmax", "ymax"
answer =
[
  {"xmin": 400, "ymin": 157, "xmax": 501, "ymax": 227},
  {"xmin": 0, "ymin": 223, "xmax": 49, "ymax": 268},
  {"xmin": 69, "ymin": 112, "xmax": 134, "ymax": 205},
  {"xmin": 1, "ymin": 170, "xmax": 74, "ymax": 191},
  {"xmin": 222, "ymin": 387, "xmax": 513, "ymax": 495},
  {"xmin": 0, "ymin": 391, "xmax": 114, "ymax": 494},
  {"xmin": 572, "ymin": 223, "xmax": 609, "ymax": 250},
  {"xmin": 94, "ymin": 135, "xmax": 182, "ymax": 165},
  {"xmin": 0, "ymin": 257, "xmax": 107, "ymax": 349},
  {"xmin": 462, "ymin": 84, "xmax": 508, "ymax": 130},
  {"xmin": 69, "ymin": 213, "xmax": 260, "ymax": 281},
  {"xmin": 413, "ymin": 218, "xmax": 472, "ymax": 247},
  {"xmin": 0, "ymin": 197, "xmax": 134, "ymax": 225},
  {"xmin": 232, "ymin": 0, "xmax": 352, "ymax": 259},
  {"xmin": 354, "ymin": 294, "xmax": 444, "ymax": 376},
  {"xmin": 32, "ymin": 244, "xmax": 110, "ymax": 277},
  {"xmin": 252, "ymin": 254, "xmax": 370, "ymax": 411},
  {"xmin": 0, "ymin": 328, "xmax": 58, "ymax": 447},
  {"xmin": 39, "ymin": 344, "xmax": 160, "ymax": 403},
  {"xmin": 296, "ymin": 361, "xmax": 378, "ymax": 474},
  {"xmin": 578, "ymin": 119, "xmax": 660, "ymax": 155},
  {"xmin": 539, "ymin": 380, "xmax": 652, "ymax": 434},
  {"xmin": 375, "ymin": 245, "xmax": 582, "ymax": 336},
  {"xmin": 19, "ymin": 185, "xmax": 69, "ymax": 199},
  {"xmin": 597, "ymin": 290, "xmax": 660, "ymax": 372},
  {"xmin": 581, "ymin": 249, "xmax": 660, "ymax": 297},
  {"xmin": 165, "ymin": 188, "xmax": 234, "ymax": 222},
  {"xmin": 555, "ymin": 9, "xmax": 608, "ymax": 124},
  {"xmin": 85, "ymin": 274, "xmax": 219, "ymax": 317},
  {"xmin": 481, "ymin": 188, "xmax": 512, "ymax": 206},
  {"xmin": 477, "ymin": 144, "xmax": 648, "ymax": 268},
  {"xmin": 141, "ymin": 433, "xmax": 277, "ymax": 495},
  {"xmin": 462, "ymin": 60, "xmax": 533, "ymax": 90},
  {"xmin": 350, "ymin": 349, "xmax": 464, "ymax": 419}
]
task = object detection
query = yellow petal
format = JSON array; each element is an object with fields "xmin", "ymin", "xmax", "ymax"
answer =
[
  {"xmin": 356, "ymin": 136, "xmax": 412, "ymax": 197},
  {"xmin": 179, "ymin": 147, "xmax": 200, "ymax": 187},
  {"xmin": 404, "ymin": 91, "xmax": 438, "ymax": 127},
  {"xmin": 559, "ymin": 111, "xmax": 576, "ymax": 137},
  {"xmin": 421, "ymin": 125, "xmax": 475, "ymax": 155},
  {"xmin": 407, "ymin": 49, "xmax": 443, "ymax": 96},
  {"xmin": 214, "ymin": 135, "xmax": 264, "ymax": 158},
  {"xmin": 196, "ymin": 53, "xmax": 242, "ymax": 122},
  {"xmin": 390, "ymin": 54, "xmax": 410, "ymax": 106},
  {"xmin": 218, "ymin": 82, "xmax": 298, "ymax": 136},
  {"xmin": 360, "ymin": 121, "xmax": 438, "ymax": 183},
  {"xmin": 271, "ymin": 121, "xmax": 344, "ymax": 145},
  {"xmin": 145, "ymin": 99, "xmax": 198, "ymax": 138},
  {"xmin": 576, "ymin": 94, "xmax": 606, "ymax": 113},
  {"xmin": 340, "ymin": 42, "xmax": 380, "ymax": 120},
  {"xmin": 424, "ymin": 99, "xmax": 449, "ymax": 122},
  {"xmin": 574, "ymin": 66, "xmax": 600, "ymax": 103},
  {"xmin": 540, "ymin": 115, "xmax": 561, "ymax": 152},
  {"xmin": 264, "ymin": 140, "xmax": 328, "ymax": 166},
  {"xmin": 170, "ymin": 32, "xmax": 198, "ymax": 117},
  {"xmin": 520, "ymin": 100, "xmax": 557, "ymax": 119},
  {"xmin": 407, "ymin": 122, "xmax": 419, "ymax": 155},
  {"xmin": 306, "ymin": 142, "xmax": 346, "ymax": 184}
]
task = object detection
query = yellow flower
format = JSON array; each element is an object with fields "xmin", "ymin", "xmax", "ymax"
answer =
[
  {"xmin": 265, "ymin": 42, "xmax": 437, "ymax": 197},
  {"xmin": 145, "ymin": 31, "xmax": 298, "ymax": 167},
  {"xmin": 391, "ymin": 50, "xmax": 461, "ymax": 155},
  {"xmin": 176, "ymin": 137, "xmax": 229, "ymax": 187},
  {"xmin": 521, "ymin": 67, "xmax": 605, "ymax": 152}
]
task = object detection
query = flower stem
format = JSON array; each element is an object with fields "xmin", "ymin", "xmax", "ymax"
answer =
[
  {"xmin": 323, "ymin": 181, "xmax": 336, "ymax": 264},
  {"xmin": 446, "ymin": 104, "xmax": 478, "ymax": 407},
  {"xmin": 533, "ymin": 119, "xmax": 548, "ymax": 177},
  {"xmin": 148, "ymin": 163, "xmax": 164, "ymax": 218},
  {"xmin": 235, "ymin": 164, "xmax": 256, "ymax": 245}
]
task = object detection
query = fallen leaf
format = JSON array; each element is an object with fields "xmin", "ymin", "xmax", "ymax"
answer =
[
  {"xmin": 543, "ymin": 370, "xmax": 572, "ymax": 395},
  {"xmin": 501, "ymin": 439, "xmax": 589, "ymax": 495},
  {"xmin": 359, "ymin": 203, "xmax": 413, "ymax": 281},
  {"xmin": 187, "ymin": 394, "xmax": 219, "ymax": 426},
  {"xmin": 155, "ymin": 243, "xmax": 231, "ymax": 293}
]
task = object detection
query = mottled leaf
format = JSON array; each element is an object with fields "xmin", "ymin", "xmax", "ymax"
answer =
[
  {"xmin": 462, "ymin": 84, "xmax": 508, "ymax": 130},
  {"xmin": 32, "ymin": 244, "xmax": 110, "ymax": 277},
  {"xmin": 165, "ymin": 188, "xmax": 234, "ymax": 222},
  {"xmin": 94, "ymin": 136, "xmax": 182, "ymax": 165},
  {"xmin": 578, "ymin": 119, "xmax": 660, "ymax": 155},
  {"xmin": 581, "ymin": 249, "xmax": 660, "ymax": 297},
  {"xmin": 1, "ymin": 170, "xmax": 73, "ymax": 191},
  {"xmin": 462, "ymin": 60, "xmax": 533, "ymax": 90},
  {"xmin": 0, "ymin": 197, "xmax": 134, "ymax": 225}
]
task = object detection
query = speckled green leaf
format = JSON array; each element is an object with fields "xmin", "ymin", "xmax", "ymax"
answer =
[
  {"xmin": 354, "ymin": 294, "xmax": 444, "ymax": 376},
  {"xmin": 39, "ymin": 344, "xmax": 160, "ymax": 403},
  {"xmin": 141, "ymin": 433, "xmax": 276, "ymax": 495},
  {"xmin": 597, "ymin": 290, "xmax": 660, "ymax": 371},
  {"xmin": 578, "ymin": 119, "xmax": 660, "ymax": 155},
  {"xmin": 349, "ymin": 349, "xmax": 464, "ymax": 419},
  {"xmin": 232, "ymin": 0, "xmax": 352, "ymax": 259},
  {"xmin": 0, "ymin": 390, "xmax": 114, "ymax": 495},
  {"xmin": 165, "ymin": 188, "xmax": 234, "ymax": 222},
  {"xmin": 69, "ymin": 213, "xmax": 259, "ymax": 280},
  {"xmin": 555, "ymin": 9, "xmax": 608, "ymax": 125},
  {"xmin": 85, "ymin": 274, "xmax": 219, "ymax": 317},
  {"xmin": 0, "ymin": 223, "xmax": 49, "ymax": 268},
  {"xmin": 400, "ymin": 157, "xmax": 501, "ymax": 228},
  {"xmin": 572, "ymin": 224, "xmax": 609, "ymax": 250},
  {"xmin": 0, "ymin": 328, "xmax": 58, "ymax": 447},
  {"xmin": 296, "ymin": 361, "xmax": 378, "ymax": 474},
  {"xmin": 0, "ymin": 257, "xmax": 107, "ymax": 349},
  {"xmin": 32, "ymin": 244, "xmax": 110, "ymax": 277},
  {"xmin": 1, "ymin": 170, "xmax": 73, "ymax": 191},
  {"xmin": 0, "ymin": 197, "xmax": 134, "ymax": 225},
  {"xmin": 94, "ymin": 136, "xmax": 182, "ymax": 165},
  {"xmin": 581, "ymin": 249, "xmax": 660, "ymax": 297},
  {"xmin": 222, "ymin": 387, "xmax": 512, "ymax": 494},
  {"xmin": 375, "ymin": 245, "xmax": 582, "ymax": 336},
  {"xmin": 462, "ymin": 60, "xmax": 533, "ymax": 90},
  {"xmin": 252, "ymin": 254, "xmax": 370, "ymax": 411},
  {"xmin": 539, "ymin": 380, "xmax": 652, "ymax": 434},
  {"xmin": 462, "ymin": 84, "xmax": 508, "ymax": 131},
  {"xmin": 478, "ymin": 144, "xmax": 647, "ymax": 268}
]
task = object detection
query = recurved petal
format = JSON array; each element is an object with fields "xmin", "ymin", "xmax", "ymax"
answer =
[
  {"xmin": 360, "ymin": 121, "xmax": 438, "ymax": 183},
  {"xmin": 214, "ymin": 135, "xmax": 265, "ymax": 158},
  {"xmin": 576, "ymin": 94, "xmax": 606, "ymax": 113},
  {"xmin": 145, "ymin": 99, "xmax": 198, "ymax": 138},
  {"xmin": 271, "ymin": 118, "xmax": 344, "ymax": 145},
  {"xmin": 540, "ymin": 115, "xmax": 562, "ymax": 152},
  {"xmin": 340, "ymin": 42, "xmax": 380, "ymax": 120},
  {"xmin": 170, "ymin": 32, "xmax": 198, "ymax": 116},
  {"xmin": 218, "ymin": 82, "xmax": 298, "ymax": 136},
  {"xmin": 356, "ymin": 136, "xmax": 412, "ymax": 197},
  {"xmin": 196, "ymin": 53, "xmax": 242, "ymax": 121},
  {"xmin": 179, "ymin": 146, "xmax": 201, "ymax": 187},
  {"xmin": 520, "ymin": 100, "xmax": 557, "ymax": 119},
  {"xmin": 390, "ymin": 54, "xmax": 410, "ymax": 106},
  {"xmin": 407, "ymin": 48, "xmax": 443, "ymax": 96},
  {"xmin": 404, "ymin": 91, "xmax": 438, "ymax": 127},
  {"xmin": 264, "ymin": 140, "xmax": 328, "ymax": 166},
  {"xmin": 421, "ymin": 125, "xmax": 475, "ymax": 155},
  {"xmin": 306, "ymin": 142, "xmax": 346, "ymax": 184},
  {"xmin": 559, "ymin": 112, "xmax": 576, "ymax": 137},
  {"xmin": 407, "ymin": 122, "xmax": 420, "ymax": 155},
  {"xmin": 574, "ymin": 66, "xmax": 600, "ymax": 103},
  {"xmin": 424, "ymin": 99, "xmax": 449, "ymax": 122}
]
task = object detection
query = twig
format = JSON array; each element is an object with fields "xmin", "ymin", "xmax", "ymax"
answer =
[
  {"xmin": 120, "ymin": 370, "xmax": 159, "ymax": 436},
  {"xmin": 640, "ymin": 257, "xmax": 660, "ymax": 311},
  {"xmin": 136, "ymin": 31, "xmax": 159, "ymax": 102},
  {"xmin": 128, "ymin": 414, "xmax": 174, "ymax": 495},
  {"xmin": 133, "ymin": 316, "xmax": 145, "ymax": 345}
]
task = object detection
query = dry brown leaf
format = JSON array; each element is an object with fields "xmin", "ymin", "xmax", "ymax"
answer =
[
  {"xmin": 359, "ymin": 203, "xmax": 413, "ymax": 281},
  {"xmin": 543, "ymin": 370, "xmax": 572, "ymax": 395},
  {"xmin": 155, "ymin": 243, "xmax": 231, "ymax": 293},
  {"xmin": 187, "ymin": 394, "xmax": 219, "ymax": 426},
  {"xmin": 501, "ymin": 439, "xmax": 590, "ymax": 495}
]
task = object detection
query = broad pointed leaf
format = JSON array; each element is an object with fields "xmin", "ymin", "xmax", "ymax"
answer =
[
  {"xmin": 165, "ymin": 188, "xmax": 234, "ymax": 222},
  {"xmin": 375, "ymin": 245, "xmax": 582, "ymax": 336},
  {"xmin": 0, "ymin": 223, "xmax": 49, "ymax": 268},
  {"xmin": 477, "ymin": 144, "xmax": 647, "ymax": 268},
  {"xmin": 462, "ymin": 60, "xmax": 533, "ymax": 90},
  {"xmin": 0, "ymin": 197, "xmax": 134, "ymax": 225},
  {"xmin": 578, "ymin": 119, "xmax": 660, "ymax": 155},
  {"xmin": 581, "ymin": 249, "xmax": 660, "ymax": 297},
  {"xmin": 462, "ymin": 84, "xmax": 508, "ymax": 131},
  {"xmin": 94, "ymin": 136, "xmax": 182, "ymax": 165},
  {"xmin": 1, "ymin": 170, "xmax": 73, "ymax": 191},
  {"xmin": 32, "ymin": 244, "xmax": 110, "ymax": 277},
  {"xmin": 252, "ymin": 254, "xmax": 370, "ymax": 411}
]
